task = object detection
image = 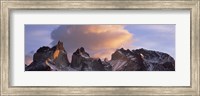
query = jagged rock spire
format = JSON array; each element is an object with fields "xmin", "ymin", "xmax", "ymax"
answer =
[{"xmin": 56, "ymin": 40, "xmax": 65, "ymax": 50}]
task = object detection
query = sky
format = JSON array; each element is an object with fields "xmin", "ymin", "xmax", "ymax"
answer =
[{"xmin": 25, "ymin": 24, "xmax": 175, "ymax": 64}]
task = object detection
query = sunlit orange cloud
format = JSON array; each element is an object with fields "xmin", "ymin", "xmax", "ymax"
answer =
[
  {"xmin": 92, "ymin": 49, "xmax": 115, "ymax": 60},
  {"xmin": 51, "ymin": 25, "xmax": 134, "ymax": 61},
  {"xmin": 84, "ymin": 25, "xmax": 125, "ymax": 34}
]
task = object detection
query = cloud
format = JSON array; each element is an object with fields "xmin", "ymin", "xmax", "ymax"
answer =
[{"xmin": 51, "ymin": 25, "xmax": 133, "ymax": 60}]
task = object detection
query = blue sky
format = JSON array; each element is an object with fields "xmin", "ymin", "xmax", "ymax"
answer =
[
  {"xmin": 25, "ymin": 25, "xmax": 59, "ymax": 54},
  {"xmin": 25, "ymin": 24, "xmax": 175, "ymax": 64},
  {"xmin": 125, "ymin": 24, "xmax": 175, "ymax": 58}
]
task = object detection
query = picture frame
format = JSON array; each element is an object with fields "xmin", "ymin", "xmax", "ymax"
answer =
[{"xmin": 1, "ymin": 0, "xmax": 199, "ymax": 95}]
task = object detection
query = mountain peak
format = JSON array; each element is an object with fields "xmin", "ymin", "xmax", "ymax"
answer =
[
  {"xmin": 56, "ymin": 41, "xmax": 65, "ymax": 51},
  {"xmin": 79, "ymin": 47, "xmax": 85, "ymax": 52},
  {"xmin": 26, "ymin": 44, "xmax": 175, "ymax": 71},
  {"xmin": 71, "ymin": 47, "xmax": 105, "ymax": 71},
  {"xmin": 119, "ymin": 48, "xmax": 125, "ymax": 51},
  {"xmin": 110, "ymin": 48, "xmax": 175, "ymax": 71}
]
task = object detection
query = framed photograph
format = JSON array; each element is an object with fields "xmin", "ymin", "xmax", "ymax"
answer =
[{"xmin": 1, "ymin": 0, "xmax": 199, "ymax": 95}]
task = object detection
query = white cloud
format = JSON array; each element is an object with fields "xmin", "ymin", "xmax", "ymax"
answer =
[{"xmin": 51, "ymin": 25, "xmax": 134, "ymax": 60}]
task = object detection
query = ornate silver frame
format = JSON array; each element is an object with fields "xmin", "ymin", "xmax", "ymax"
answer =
[{"xmin": 1, "ymin": 0, "xmax": 199, "ymax": 95}]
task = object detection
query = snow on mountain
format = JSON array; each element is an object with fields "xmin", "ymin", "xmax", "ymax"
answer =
[
  {"xmin": 110, "ymin": 48, "xmax": 175, "ymax": 71},
  {"xmin": 70, "ymin": 47, "xmax": 105, "ymax": 71},
  {"xmin": 25, "ymin": 41, "xmax": 175, "ymax": 71}
]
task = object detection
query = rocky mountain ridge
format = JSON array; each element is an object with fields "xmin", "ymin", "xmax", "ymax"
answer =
[{"xmin": 25, "ymin": 41, "xmax": 175, "ymax": 71}]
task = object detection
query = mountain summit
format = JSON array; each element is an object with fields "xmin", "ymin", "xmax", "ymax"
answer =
[
  {"xmin": 110, "ymin": 48, "xmax": 175, "ymax": 71},
  {"xmin": 70, "ymin": 47, "xmax": 105, "ymax": 71},
  {"xmin": 25, "ymin": 41, "xmax": 175, "ymax": 71},
  {"xmin": 26, "ymin": 41, "xmax": 71, "ymax": 71}
]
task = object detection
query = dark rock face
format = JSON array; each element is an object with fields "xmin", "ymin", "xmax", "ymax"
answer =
[
  {"xmin": 26, "ymin": 46, "xmax": 52, "ymax": 71},
  {"xmin": 25, "ymin": 41, "xmax": 175, "ymax": 71},
  {"xmin": 110, "ymin": 48, "xmax": 145, "ymax": 71},
  {"xmin": 25, "ymin": 41, "xmax": 71, "ymax": 71},
  {"xmin": 110, "ymin": 48, "xmax": 175, "ymax": 71},
  {"xmin": 33, "ymin": 46, "xmax": 51, "ymax": 62},
  {"xmin": 133, "ymin": 48, "xmax": 175, "ymax": 71},
  {"xmin": 71, "ymin": 47, "xmax": 105, "ymax": 71},
  {"xmin": 25, "ymin": 61, "xmax": 51, "ymax": 71},
  {"xmin": 102, "ymin": 58, "xmax": 112, "ymax": 71}
]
